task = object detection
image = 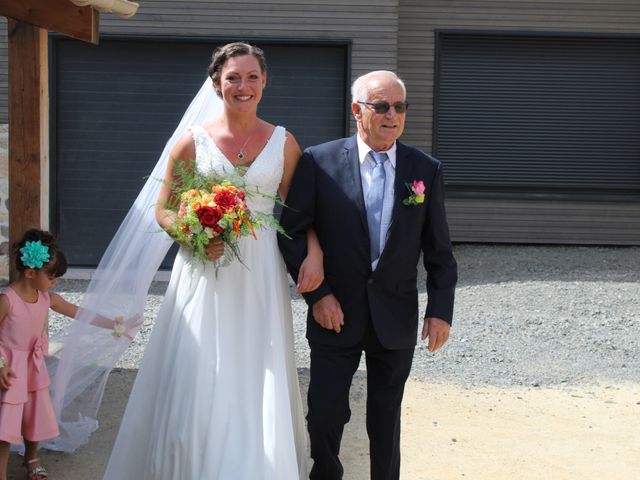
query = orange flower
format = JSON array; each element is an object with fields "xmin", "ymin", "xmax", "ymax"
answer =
[
  {"xmin": 245, "ymin": 217, "xmax": 257, "ymax": 240},
  {"xmin": 201, "ymin": 193, "xmax": 215, "ymax": 206},
  {"xmin": 183, "ymin": 189, "xmax": 199, "ymax": 200}
]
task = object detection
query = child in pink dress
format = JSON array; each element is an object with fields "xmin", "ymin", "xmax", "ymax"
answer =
[{"xmin": 0, "ymin": 229, "xmax": 138, "ymax": 480}]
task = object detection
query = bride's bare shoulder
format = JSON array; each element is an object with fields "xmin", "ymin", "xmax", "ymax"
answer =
[
  {"xmin": 258, "ymin": 118, "xmax": 276, "ymax": 135},
  {"xmin": 170, "ymin": 129, "xmax": 197, "ymax": 164},
  {"xmin": 199, "ymin": 119, "xmax": 224, "ymax": 142}
]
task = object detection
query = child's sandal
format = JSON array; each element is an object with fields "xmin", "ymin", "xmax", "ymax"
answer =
[{"xmin": 24, "ymin": 458, "xmax": 49, "ymax": 480}]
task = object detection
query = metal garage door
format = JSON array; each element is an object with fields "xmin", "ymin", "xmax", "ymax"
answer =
[
  {"xmin": 435, "ymin": 33, "xmax": 640, "ymax": 244},
  {"xmin": 52, "ymin": 38, "xmax": 348, "ymax": 266}
]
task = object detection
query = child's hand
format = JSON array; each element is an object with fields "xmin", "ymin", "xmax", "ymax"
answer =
[
  {"xmin": 112, "ymin": 313, "xmax": 143, "ymax": 341},
  {"xmin": 0, "ymin": 366, "xmax": 16, "ymax": 390}
]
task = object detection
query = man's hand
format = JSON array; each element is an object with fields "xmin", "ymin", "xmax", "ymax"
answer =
[
  {"xmin": 421, "ymin": 317, "xmax": 450, "ymax": 352},
  {"xmin": 312, "ymin": 294, "xmax": 344, "ymax": 333}
]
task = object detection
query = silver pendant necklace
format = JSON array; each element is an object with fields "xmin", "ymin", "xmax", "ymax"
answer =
[{"xmin": 232, "ymin": 132, "xmax": 254, "ymax": 161}]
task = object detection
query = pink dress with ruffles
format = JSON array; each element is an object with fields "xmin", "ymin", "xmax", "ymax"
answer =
[{"xmin": 0, "ymin": 287, "xmax": 59, "ymax": 444}]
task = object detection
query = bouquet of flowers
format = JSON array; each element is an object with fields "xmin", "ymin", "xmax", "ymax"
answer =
[{"xmin": 166, "ymin": 163, "xmax": 285, "ymax": 265}]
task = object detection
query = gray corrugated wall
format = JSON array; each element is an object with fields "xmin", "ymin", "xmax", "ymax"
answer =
[
  {"xmin": 398, "ymin": 0, "xmax": 640, "ymax": 151},
  {"xmin": 7, "ymin": 0, "xmax": 638, "ymax": 148},
  {"xmin": 3, "ymin": 1, "xmax": 640, "ymax": 245},
  {"xmin": 4, "ymin": 1, "xmax": 640, "ymax": 147},
  {"xmin": 397, "ymin": 0, "xmax": 640, "ymax": 245},
  {"xmin": 0, "ymin": 0, "xmax": 399, "ymax": 125},
  {"xmin": 445, "ymin": 198, "xmax": 640, "ymax": 245}
]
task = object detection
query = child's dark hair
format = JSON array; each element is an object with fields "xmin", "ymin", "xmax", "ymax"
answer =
[{"xmin": 12, "ymin": 229, "xmax": 68, "ymax": 277}]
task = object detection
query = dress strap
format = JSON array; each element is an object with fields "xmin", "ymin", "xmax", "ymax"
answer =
[
  {"xmin": 189, "ymin": 125, "xmax": 209, "ymax": 159},
  {"xmin": 266, "ymin": 126, "xmax": 287, "ymax": 168},
  {"xmin": 273, "ymin": 126, "xmax": 287, "ymax": 152},
  {"xmin": 189, "ymin": 125, "xmax": 216, "ymax": 173},
  {"xmin": 273, "ymin": 125, "xmax": 287, "ymax": 171}
]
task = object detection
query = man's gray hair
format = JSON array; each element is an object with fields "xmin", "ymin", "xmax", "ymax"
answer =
[{"xmin": 351, "ymin": 71, "xmax": 407, "ymax": 103}]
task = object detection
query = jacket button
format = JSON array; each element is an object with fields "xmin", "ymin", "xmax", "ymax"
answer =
[{"xmin": 368, "ymin": 278, "xmax": 374, "ymax": 285}]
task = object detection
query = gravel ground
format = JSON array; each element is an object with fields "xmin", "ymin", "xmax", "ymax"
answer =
[{"xmin": 49, "ymin": 244, "xmax": 640, "ymax": 388}]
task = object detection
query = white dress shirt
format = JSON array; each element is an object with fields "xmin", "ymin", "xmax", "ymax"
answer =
[{"xmin": 357, "ymin": 134, "xmax": 396, "ymax": 270}]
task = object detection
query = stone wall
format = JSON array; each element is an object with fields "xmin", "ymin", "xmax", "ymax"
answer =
[{"xmin": 0, "ymin": 124, "xmax": 8, "ymax": 284}]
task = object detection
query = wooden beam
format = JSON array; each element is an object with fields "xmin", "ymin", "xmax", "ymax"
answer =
[
  {"xmin": 1, "ymin": 0, "xmax": 99, "ymax": 45},
  {"xmin": 7, "ymin": 19, "xmax": 49, "ymax": 280}
]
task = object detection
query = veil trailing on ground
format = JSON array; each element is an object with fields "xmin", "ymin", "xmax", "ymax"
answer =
[{"xmin": 44, "ymin": 78, "xmax": 224, "ymax": 452}]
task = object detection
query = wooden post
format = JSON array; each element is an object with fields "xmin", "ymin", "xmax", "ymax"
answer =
[
  {"xmin": 2, "ymin": 1, "xmax": 100, "ymax": 279},
  {"xmin": 7, "ymin": 19, "xmax": 49, "ymax": 280},
  {"xmin": 1, "ymin": 0, "xmax": 99, "ymax": 45}
]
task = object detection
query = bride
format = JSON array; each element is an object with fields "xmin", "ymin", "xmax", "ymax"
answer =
[
  {"xmin": 104, "ymin": 42, "xmax": 323, "ymax": 479},
  {"xmin": 50, "ymin": 42, "xmax": 322, "ymax": 479}
]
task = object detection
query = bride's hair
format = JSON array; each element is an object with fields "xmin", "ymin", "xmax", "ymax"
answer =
[{"xmin": 208, "ymin": 42, "xmax": 268, "ymax": 98}]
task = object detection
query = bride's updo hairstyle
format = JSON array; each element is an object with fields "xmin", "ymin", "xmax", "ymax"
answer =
[{"xmin": 208, "ymin": 42, "xmax": 268, "ymax": 98}]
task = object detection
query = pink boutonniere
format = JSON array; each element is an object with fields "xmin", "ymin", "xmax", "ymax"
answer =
[{"xmin": 403, "ymin": 180, "xmax": 426, "ymax": 205}]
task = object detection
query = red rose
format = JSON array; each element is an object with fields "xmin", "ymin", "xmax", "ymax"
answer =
[
  {"xmin": 197, "ymin": 206, "xmax": 222, "ymax": 231},
  {"xmin": 215, "ymin": 189, "xmax": 238, "ymax": 211}
]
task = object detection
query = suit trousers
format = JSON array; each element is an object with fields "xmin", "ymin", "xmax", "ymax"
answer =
[{"xmin": 307, "ymin": 323, "xmax": 415, "ymax": 480}]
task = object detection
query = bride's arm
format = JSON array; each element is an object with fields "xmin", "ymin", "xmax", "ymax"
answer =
[
  {"xmin": 278, "ymin": 131, "xmax": 302, "ymax": 203},
  {"xmin": 156, "ymin": 131, "xmax": 224, "ymax": 260},
  {"xmin": 280, "ymin": 132, "xmax": 324, "ymax": 294},
  {"xmin": 297, "ymin": 228, "xmax": 323, "ymax": 293},
  {"xmin": 155, "ymin": 131, "xmax": 195, "ymax": 231}
]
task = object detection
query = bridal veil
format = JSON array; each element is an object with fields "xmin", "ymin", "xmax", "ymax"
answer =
[{"xmin": 45, "ymin": 78, "xmax": 223, "ymax": 452}]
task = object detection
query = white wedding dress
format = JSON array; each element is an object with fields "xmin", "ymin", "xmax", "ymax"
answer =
[{"xmin": 103, "ymin": 125, "xmax": 307, "ymax": 479}]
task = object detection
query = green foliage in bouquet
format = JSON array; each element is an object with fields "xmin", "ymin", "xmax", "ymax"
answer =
[{"xmin": 164, "ymin": 161, "xmax": 287, "ymax": 265}]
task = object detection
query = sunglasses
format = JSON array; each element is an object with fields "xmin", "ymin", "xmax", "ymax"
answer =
[{"xmin": 357, "ymin": 101, "xmax": 409, "ymax": 114}]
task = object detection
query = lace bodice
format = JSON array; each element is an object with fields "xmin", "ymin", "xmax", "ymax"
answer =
[{"xmin": 190, "ymin": 125, "xmax": 286, "ymax": 213}]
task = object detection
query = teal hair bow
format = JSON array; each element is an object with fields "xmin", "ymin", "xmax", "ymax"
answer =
[{"xmin": 20, "ymin": 241, "xmax": 51, "ymax": 269}]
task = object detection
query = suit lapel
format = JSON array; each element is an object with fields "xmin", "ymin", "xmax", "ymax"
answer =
[
  {"xmin": 389, "ymin": 142, "xmax": 413, "ymax": 233},
  {"xmin": 342, "ymin": 136, "xmax": 369, "ymax": 233}
]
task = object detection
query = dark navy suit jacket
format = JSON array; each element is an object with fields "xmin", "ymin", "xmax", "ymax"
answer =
[{"xmin": 278, "ymin": 135, "xmax": 457, "ymax": 350}]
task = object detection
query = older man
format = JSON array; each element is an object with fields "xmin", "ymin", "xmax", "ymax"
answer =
[{"xmin": 278, "ymin": 71, "xmax": 457, "ymax": 480}]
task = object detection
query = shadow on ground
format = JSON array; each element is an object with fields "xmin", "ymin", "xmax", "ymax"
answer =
[{"xmin": 7, "ymin": 368, "xmax": 370, "ymax": 480}]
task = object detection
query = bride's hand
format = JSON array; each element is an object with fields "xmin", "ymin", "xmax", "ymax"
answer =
[
  {"xmin": 297, "ymin": 248, "xmax": 324, "ymax": 294},
  {"xmin": 205, "ymin": 238, "xmax": 225, "ymax": 261}
]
